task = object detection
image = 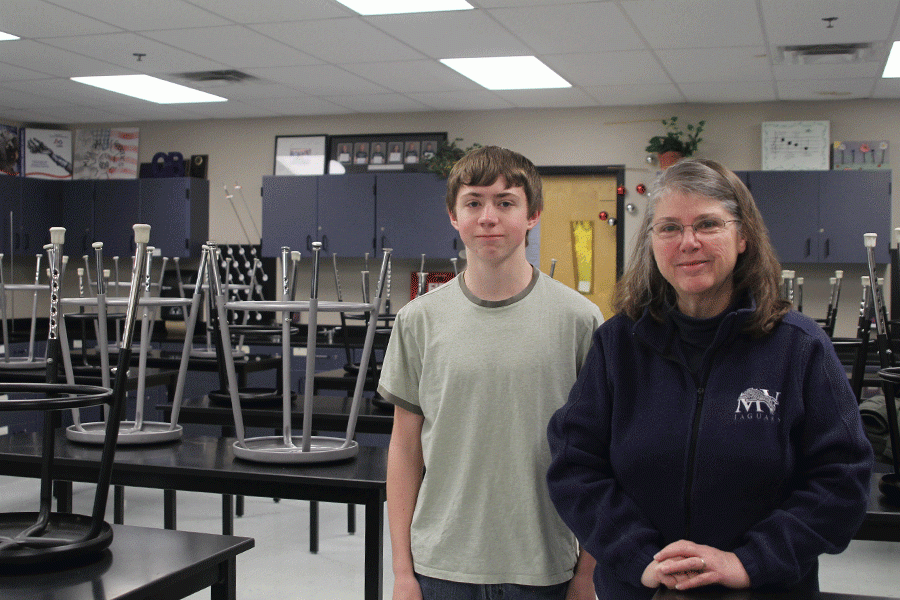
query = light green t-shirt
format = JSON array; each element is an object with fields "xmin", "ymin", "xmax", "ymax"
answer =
[{"xmin": 378, "ymin": 267, "xmax": 603, "ymax": 585}]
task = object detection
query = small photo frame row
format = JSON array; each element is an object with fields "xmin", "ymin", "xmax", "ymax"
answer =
[
  {"xmin": 273, "ymin": 132, "xmax": 447, "ymax": 175},
  {"xmin": 329, "ymin": 132, "xmax": 446, "ymax": 174}
]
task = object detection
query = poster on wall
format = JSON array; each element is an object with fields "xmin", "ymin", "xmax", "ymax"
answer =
[
  {"xmin": 73, "ymin": 127, "xmax": 140, "ymax": 179},
  {"xmin": 274, "ymin": 135, "xmax": 327, "ymax": 175},
  {"xmin": 22, "ymin": 128, "xmax": 72, "ymax": 179},
  {"xmin": 761, "ymin": 121, "xmax": 830, "ymax": 170},
  {"xmin": 833, "ymin": 140, "xmax": 889, "ymax": 170},
  {"xmin": 0, "ymin": 124, "xmax": 20, "ymax": 176}
]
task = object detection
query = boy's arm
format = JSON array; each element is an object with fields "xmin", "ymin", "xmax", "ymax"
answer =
[
  {"xmin": 566, "ymin": 549, "xmax": 596, "ymax": 599},
  {"xmin": 387, "ymin": 405, "xmax": 426, "ymax": 597}
]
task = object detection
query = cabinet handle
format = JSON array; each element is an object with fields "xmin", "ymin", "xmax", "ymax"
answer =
[
  {"xmin": 805, "ymin": 238, "xmax": 810, "ymax": 258},
  {"xmin": 82, "ymin": 233, "xmax": 88, "ymax": 253},
  {"xmin": 381, "ymin": 235, "xmax": 387, "ymax": 250},
  {"xmin": 322, "ymin": 235, "xmax": 329, "ymax": 253},
  {"xmin": 306, "ymin": 235, "xmax": 312, "ymax": 252},
  {"xmin": 824, "ymin": 238, "xmax": 830, "ymax": 258},
  {"xmin": 23, "ymin": 233, "xmax": 28, "ymax": 250},
  {"xmin": 13, "ymin": 232, "xmax": 19, "ymax": 250}
]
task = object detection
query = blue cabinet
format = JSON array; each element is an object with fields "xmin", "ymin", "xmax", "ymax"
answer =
[
  {"xmin": 18, "ymin": 178, "xmax": 62, "ymax": 254},
  {"xmin": 375, "ymin": 172, "xmax": 458, "ymax": 258},
  {"xmin": 139, "ymin": 178, "xmax": 209, "ymax": 257},
  {"xmin": 64, "ymin": 180, "xmax": 140, "ymax": 257},
  {"xmin": 740, "ymin": 170, "xmax": 891, "ymax": 264},
  {"xmin": 262, "ymin": 172, "xmax": 458, "ymax": 259}
]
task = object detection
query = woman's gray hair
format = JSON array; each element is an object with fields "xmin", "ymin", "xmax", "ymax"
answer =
[{"xmin": 612, "ymin": 158, "xmax": 790, "ymax": 336}]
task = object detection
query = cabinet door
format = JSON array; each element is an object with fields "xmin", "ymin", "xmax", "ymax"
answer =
[
  {"xmin": 0, "ymin": 176, "xmax": 22, "ymax": 255},
  {"xmin": 140, "ymin": 178, "xmax": 207, "ymax": 258},
  {"xmin": 819, "ymin": 170, "xmax": 891, "ymax": 263},
  {"xmin": 62, "ymin": 180, "xmax": 95, "ymax": 256},
  {"xmin": 261, "ymin": 175, "xmax": 318, "ymax": 257},
  {"xmin": 375, "ymin": 173, "xmax": 459, "ymax": 259},
  {"xmin": 96, "ymin": 180, "xmax": 140, "ymax": 257},
  {"xmin": 19, "ymin": 178, "xmax": 63, "ymax": 254},
  {"xmin": 746, "ymin": 171, "xmax": 820, "ymax": 263},
  {"xmin": 317, "ymin": 174, "xmax": 375, "ymax": 257}
]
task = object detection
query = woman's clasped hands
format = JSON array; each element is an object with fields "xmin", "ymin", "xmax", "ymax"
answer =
[{"xmin": 641, "ymin": 540, "xmax": 751, "ymax": 591}]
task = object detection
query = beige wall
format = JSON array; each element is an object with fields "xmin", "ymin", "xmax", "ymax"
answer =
[{"xmin": 9, "ymin": 99, "xmax": 898, "ymax": 334}]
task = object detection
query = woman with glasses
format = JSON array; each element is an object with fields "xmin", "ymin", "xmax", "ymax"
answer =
[{"xmin": 546, "ymin": 158, "xmax": 873, "ymax": 599}]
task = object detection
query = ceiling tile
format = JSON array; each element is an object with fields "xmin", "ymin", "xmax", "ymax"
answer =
[
  {"xmin": 142, "ymin": 26, "xmax": 320, "ymax": 69},
  {"xmin": 0, "ymin": 0, "xmax": 120, "ymax": 38},
  {"xmin": 0, "ymin": 40, "xmax": 134, "ymax": 77},
  {"xmin": 679, "ymin": 80, "xmax": 778, "ymax": 103},
  {"xmin": 365, "ymin": 11, "xmax": 531, "ymax": 59},
  {"xmin": 340, "ymin": 60, "xmax": 481, "ymax": 93},
  {"xmin": 761, "ymin": 0, "xmax": 899, "ymax": 46},
  {"xmin": 245, "ymin": 64, "xmax": 390, "ymax": 96},
  {"xmin": 776, "ymin": 77, "xmax": 873, "ymax": 100},
  {"xmin": 658, "ymin": 47, "xmax": 773, "ymax": 83},
  {"xmin": 47, "ymin": 0, "xmax": 232, "ymax": 31},
  {"xmin": 773, "ymin": 61, "xmax": 882, "ymax": 81},
  {"xmin": 492, "ymin": 87, "xmax": 599, "ymax": 109},
  {"xmin": 38, "ymin": 33, "xmax": 226, "ymax": 74},
  {"xmin": 189, "ymin": 0, "xmax": 353, "ymax": 25},
  {"xmin": 622, "ymin": 0, "xmax": 765, "ymax": 50},
  {"xmin": 582, "ymin": 83, "xmax": 685, "ymax": 106},
  {"xmin": 251, "ymin": 18, "xmax": 425, "ymax": 64},
  {"xmin": 406, "ymin": 89, "xmax": 514, "ymax": 111},
  {"xmin": 543, "ymin": 51, "xmax": 671, "ymax": 87},
  {"xmin": 324, "ymin": 93, "xmax": 432, "ymax": 113},
  {"xmin": 488, "ymin": 3, "xmax": 645, "ymax": 54}
]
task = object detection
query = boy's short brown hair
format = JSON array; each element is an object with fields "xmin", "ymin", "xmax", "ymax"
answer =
[{"xmin": 445, "ymin": 146, "xmax": 543, "ymax": 218}]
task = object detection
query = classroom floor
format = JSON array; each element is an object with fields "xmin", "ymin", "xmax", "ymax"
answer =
[{"xmin": 0, "ymin": 474, "xmax": 898, "ymax": 599}]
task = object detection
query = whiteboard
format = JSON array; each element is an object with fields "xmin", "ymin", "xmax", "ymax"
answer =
[{"xmin": 761, "ymin": 121, "xmax": 830, "ymax": 170}]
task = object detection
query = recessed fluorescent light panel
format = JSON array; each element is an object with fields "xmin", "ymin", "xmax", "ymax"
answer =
[
  {"xmin": 71, "ymin": 75, "xmax": 227, "ymax": 104},
  {"xmin": 0, "ymin": 31, "xmax": 20, "ymax": 41},
  {"xmin": 883, "ymin": 41, "xmax": 900, "ymax": 77},
  {"xmin": 440, "ymin": 56, "xmax": 572, "ymax": 90},
  {"xmin": 335, "ymin": 0, "xmax": 473, "ymax": 15}
]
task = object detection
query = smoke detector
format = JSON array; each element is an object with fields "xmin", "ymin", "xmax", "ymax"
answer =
[{"xmin": 773, "ymin": 42, "xmax": 878, "ymax": 65}]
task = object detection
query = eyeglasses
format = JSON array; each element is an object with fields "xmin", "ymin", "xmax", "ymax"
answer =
[{"xmin": 648, "ymin": 217, "xmax": 740, "ymax": 240}]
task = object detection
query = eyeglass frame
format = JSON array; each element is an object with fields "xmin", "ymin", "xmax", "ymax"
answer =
[{"xmin": 647, "ymin": 217, "xmax": 741, "ymax": 240}]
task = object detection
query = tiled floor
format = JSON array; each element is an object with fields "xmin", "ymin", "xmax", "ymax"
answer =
[{"xmin": 0, "ymin": 473, "xmax": 898, "ymax": 599}]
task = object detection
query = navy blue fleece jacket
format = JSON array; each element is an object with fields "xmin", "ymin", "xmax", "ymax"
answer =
[{"xmin": 547, "ymin": 302, "xmax": 873, "ymax": 600}]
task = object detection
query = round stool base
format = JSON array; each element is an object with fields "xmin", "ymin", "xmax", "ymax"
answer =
[
  {"xmin": 233, "ymin": 436, "xmax": 358, "ymax": 464},
  {"xmin": 66, "ymin": 422, "xmax": 182, "ymax": 445},
  {"xmin": 0, "ymin": 512, "xmax": 112, "ymax": 566}
]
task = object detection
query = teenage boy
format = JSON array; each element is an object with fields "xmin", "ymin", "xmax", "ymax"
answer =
[{"xmin": 379, "ymin": 146, "xmax": 603, "ymax": 600}]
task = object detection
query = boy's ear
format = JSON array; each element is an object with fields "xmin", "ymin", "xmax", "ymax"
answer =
[
  {"xmin": 527, "ymin": 210, "xmax": 541, "ymax": 230},
  {"xmin": 448, "ymin": 208, "xmax": 460, "ymax": 231}
]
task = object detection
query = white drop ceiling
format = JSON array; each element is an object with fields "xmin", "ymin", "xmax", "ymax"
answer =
[{"xmin": 1, "ymin": 0, "xmax": 899, "ymax": 124}]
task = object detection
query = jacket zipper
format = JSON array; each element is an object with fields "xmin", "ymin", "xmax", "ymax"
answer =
[{"xmin": 683, "ymin": 385, "xmax": 706, "ymax": 539}]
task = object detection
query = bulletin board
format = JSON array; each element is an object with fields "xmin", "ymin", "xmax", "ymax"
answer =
[{"xmin": 761, "ymin": 121, "xmax": 830, "ymax": 170}]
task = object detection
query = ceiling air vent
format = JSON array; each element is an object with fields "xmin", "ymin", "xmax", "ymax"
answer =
[
  {"xmin": 774, "ymin": 42, "xmax": 878, "ymax": 65},
  {"xmin": 173, "ymin": 69, "xmax": 259, "ymax": 83}
]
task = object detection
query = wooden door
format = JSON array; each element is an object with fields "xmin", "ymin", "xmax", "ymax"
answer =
[{"xmin": 539, "ymin": 174, "xmax": 618, "ymax": 318}]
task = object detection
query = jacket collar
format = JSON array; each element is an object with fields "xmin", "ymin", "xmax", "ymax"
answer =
[{"xmin": 632, "ymin": 291, "xmax": 757, "ymax": 357}]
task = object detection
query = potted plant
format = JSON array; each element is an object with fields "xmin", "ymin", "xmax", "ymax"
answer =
[
  {"xmin": 645, "ymin": 116, "xmax": 705, "ymax": 168},
  {"xmin": 424, "ymin": 138, "xmax": 482, "ymax": 178}
]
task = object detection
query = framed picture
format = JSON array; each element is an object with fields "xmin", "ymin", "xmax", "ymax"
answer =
[
  {"xmin": 761, "ymin": 121, "xmax": 830, "ymax": 171},
  {"xmin": 274, "ymin": 135, "xmax": 327, "ymax": 176},
  {"xmin": 328, "ymin": 132, "xmax": 447, "ymax": 174}
]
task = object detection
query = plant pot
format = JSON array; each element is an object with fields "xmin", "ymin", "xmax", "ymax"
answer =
[{"xmin": 658, "ymin": 151, "xmax": 684, "ymax": 169}]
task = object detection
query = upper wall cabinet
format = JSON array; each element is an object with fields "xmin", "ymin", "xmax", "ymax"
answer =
[
  {"xmin": 375, "ymin": 172, "xmax": 459, "ymax": 259},
  {"xmin": 63, "ymin": 180, "xmax": 140, "ymax": 257},
  {"xmin": 139, "ymin": 178, "xmax": 209, "ymax": 258},
  {"xmin": 738, "ymin": 170, "xmax": 891, "ymax": 264},
  {"xmin": 262, "ymin": 173, "xmax": 459, "ymax": 260},
  {"xmin": 1, "ymin": 177, "xmax": 208, "ymax": 259}
]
